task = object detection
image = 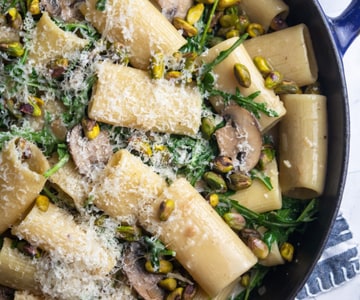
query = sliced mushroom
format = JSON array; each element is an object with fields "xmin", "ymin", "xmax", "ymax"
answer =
[
  {"xmin": 215, "ymin": 104, "xmax": 262, "ymax": 173},
  {"xmin": 151, "ymin": 0, "xmax": 193, "ymax": 21},
  {"xmin": 66, "ymin": 124, "xmax": 112, "ymax": 177},
  {"xmin": 122, "ymin": 242, "xmax": 165, "ymax": 300},
  {"xmin": 41, "ymin": 0, "xmax": 84, "ymax": 21}
]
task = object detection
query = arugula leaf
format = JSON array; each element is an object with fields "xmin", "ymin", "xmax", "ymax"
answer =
[
  {"xmin": 144, "ymin": 236, "xmax": 176, "ymax": 271},
  {"xmin": 43, "ymin": 144, "xmax": 70, "ymax": 179},
  {"xmin": 96, "ymin": 0, "xmax": 107, "ymax": 11},
  {"xmin": 250, "ymin": 168, "xmax": 273, "ymax": 190},
  {"xmin": 167, "ymin": 135, "xmax": 216, "ymax": 185}
]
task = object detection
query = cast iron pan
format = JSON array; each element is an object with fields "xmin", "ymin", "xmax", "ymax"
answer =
[{"xmin": 251, "ymin": 1, "xmax": 360, "ymax": 299}]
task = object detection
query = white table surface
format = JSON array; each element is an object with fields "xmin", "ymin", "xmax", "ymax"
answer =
[{"xmin": 306, "ymin": 0, "xmax": 360, "ymax": 299}]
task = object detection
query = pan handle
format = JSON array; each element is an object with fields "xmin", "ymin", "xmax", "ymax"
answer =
[{"xmin": 327, "ymin": 0, "xmax": 360, "ymax": 55}]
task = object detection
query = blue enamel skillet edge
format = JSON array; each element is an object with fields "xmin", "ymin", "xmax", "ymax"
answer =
[{"xmin": 251, "ymin": 1, "xmax": 360, "ymax": 299}]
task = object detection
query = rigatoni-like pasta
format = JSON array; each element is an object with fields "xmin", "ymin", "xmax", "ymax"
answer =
[
  {"xmin": 93, "ymin": 149, "xmax": 166, "ymax": 222},
  {"xmin": 0, "ymin": 138, "xmax": 49, "ymax": 234},
  {"xmin": 0, "ymin": 238, "xmax": 40, "ymax": 293},
  {"xmin": 201, "ymin": 38, "xmax": 286, "ymax": 132},
  {"xmin": 27, "ymin": 12, "xmax": 88, "ymax": 65},
  {"xmin": 48, "ymin": 156, "xmax": 90, "ymax": 211},
  {"xmin": 88, "ymin": 61, "xmax": 202, "ymax": 136},
  {"xmin": 230, "ymin": 159, "xmax": 282, "ymax": 213},
  {"xmin": 80, "ymin": 0, "xmax": 186, "ymax": 69},
  {"xmin": 11, "ymin": 202, "xmax": 116, "ymax": 275},
  {"xmin": 139, "ymin": 178, "xmax": 257, "ymax": 297},
  {"xmin": 244, "ymin": 24, "xmax": 318, "ymax": 87},
  {"xmin": 278, "ymin": 94, "xmax": 328, "ymax": 199},
  {"xmin": 239, "ymin": 0, "xmax": 289, "ymax": 31}
]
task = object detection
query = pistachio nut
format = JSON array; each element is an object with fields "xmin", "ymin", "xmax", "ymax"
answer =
[
  {"xmin": 212, "ymin": 156, "xmax": 233, "ymax": 173},
  {"xmin": 253, "ymin": 56, "xmax": 273, "ymax": 77},
  {"xmin": 227, "ymin": 172, "xmax": 252, "ymax": 191},
  {"xmin": 145, "ymin": 259, "xmax": 173, "ymax": 274},
  {"xmin": 158, "ymin": 277, "xmax": 177, "ymax": 291},
  {"xmin": 159, "ymin": 199, "xmax": 175, "ymax": 221},
  {"xmin": 186, "ymin": 3, "xmax": 205, "ymax": 25},
  {"xmin": 223, "ymin": 212, "xmax": 246, "ymax": 231},
  {"xmin": 200, "ymin": 117, "xmax": 216, "ymax": 140},
  {"xmin": 274, "ymin": 79, "xmax": 302, "ymax": 94},
  {"xmin": 173, "ymin": 17, "xmax": 198, "ymax": 37},
  {"xmin": 264, "ymin": 70, "xmax": 283, "ymax": 89},
  {"xmin": 280, "ymin": 242, "xmax": 294, "ymax": 262},
  {"xmin": 247, "ymin": 236, "xmax": 269, "ymax": 259},
  {"xmin": 234, "ymin": 63, "xmax": 251, "ymax": 88},
  {"xmin": 247, "ymin": 23, "xmax": 265, "ymax": 37},
  {"xmin": 203, "ymin": 171, "xmax": 228, "ymax": 192},
  {"xmin": 35, "ymin": 195, "xmax": 50, "ymax": 212},
  {"xmin": 166, "ymin": 287, "xmax": 184, "ymax": 300}
]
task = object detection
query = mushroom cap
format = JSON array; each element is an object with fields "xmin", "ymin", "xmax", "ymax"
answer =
[
  {"xmin": 67, "ymin": 124, "xmax": 113, "ymax": 177},
  {"xmin": 122, "ymin": 242, "xmax": 165, "ymax": 300},
  {"xmin": 215, "ymin": 104, "xmax": 262, "ymax": 173}
]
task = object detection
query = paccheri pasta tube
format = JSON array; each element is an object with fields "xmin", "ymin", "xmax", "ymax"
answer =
[
  {"xmin": 230, "ymin": 159, "xmax": 282, "ymax": 213},
  {"xmin": 88, "ymin": 61, "xmax": 202, "ymax": 136},
  {"xmin": 93, "ymin": 149, "xmax": 166, "ymax": 222},
  {"xmin": 201, "ymin": 38, "xmax": 286, "ymax": 132},
  {"xmin": 239, "ymin": 0, "xmax": 289, "ymax": 31},
  {"xmin": 278, "ymin": 94, "xmax": 328, "ymax": 199},
  {"xmin": 11, "ymin": 202, "xmax": 116, "ymax": 275},
  {"xmin": 0, "ymin": 138, "xmax": 49, "ymax": 234},
  {"xmin": 0, "ymin": 238, "xmax": 40, "ymax": 293},
  {"xmin": 80, "ymin": 0, "xmax": 187, "ymax": 69},
  {"xmin": 27, "ymin": 12, "xmax": 88, "ymax": 65},
  {"xmin": 48, "ymin": 156, "xmax": 90, "ymax": 211},
  {"xmin": 244, "ymin": 24, "xmax": 318, "ymax": 87},
  {"xmin": 139, "ymin": 178, "xmax": 257, "ymax": 297}
]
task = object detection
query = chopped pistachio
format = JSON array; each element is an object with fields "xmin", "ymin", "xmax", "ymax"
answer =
[
  {"xmin": 159, "ymin": 199, "xmax": 175, "ymax": 221},
  {"xmin": 280, "ymin": 242, "xmax": 294, "ymax": 262},
  {"xmin": 145, "ymin": 259, "xmax": 173, "ymax": 274},
  {"xmin": 158, "ymin": 277, "xmax": 177, "ymax": 291},
  {"xmin": 36, "ymin": 195, "xmax": 50, "ymax": 212}
]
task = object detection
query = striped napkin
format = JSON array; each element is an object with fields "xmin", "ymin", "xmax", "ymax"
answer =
[{"xmin": 296, "ymin": 214, "xmax": 360, "ymax": 299}]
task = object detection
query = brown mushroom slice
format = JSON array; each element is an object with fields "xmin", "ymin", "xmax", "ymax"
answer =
[
  {"xmin": 122, "ymin": 243, "xmax": 165, "ymax": 300},
  {"xmin": 215, "ymin": 105, "xmax": 262, "ymax": 173},
  {"xmin": 67, "ymin": 124, "xmax": 113, "ymax": 177},
  {"xmin": 41, "ymin": 0, "xmax": 84, "ymax": 21},
  {"xmin": 151, "ymin": 0, "xmax": 193, "ymax": 21}
]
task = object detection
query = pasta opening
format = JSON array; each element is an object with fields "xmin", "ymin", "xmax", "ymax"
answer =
[
  {"xmin": 302, "ymin": 25, "xmax": 318, "ymax": 84},
  {"xmin": 284, "ymin": 187, "xmax": 320, "ymax": 200}
]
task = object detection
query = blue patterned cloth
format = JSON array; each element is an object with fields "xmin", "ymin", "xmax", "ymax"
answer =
[{"xmin": 296, "ymin": 214, "xmax": 360, "ymax": 299}]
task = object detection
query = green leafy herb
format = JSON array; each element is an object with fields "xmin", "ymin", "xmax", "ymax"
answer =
[
  {"xmin": 200, "ymin": 34, "xmax": 249, "ymax": 77},
  {"xmin": 209, "ymin": 88, "xmax": 278, "ymax": 118},
  {"xmin": 234, "ymin": 265, "xmax": 269, "ymax": 300},
  {"xmin": 167, "ymin": 135, "xmax": 216, "ymax": 185},
  {"xmin": 250, "ymin": 168, "xmax": 273, "ymax": 190},
  {"xmin": 96, "ymin": 0, "xmax": 107, "ymax": 11},
  {"xmin": 144, "ymin": 236, "xmax": 176, "ymax": 271},
  {"xmin": 43, "ymin": 144, "xmax": 70, "ymax": 179}
]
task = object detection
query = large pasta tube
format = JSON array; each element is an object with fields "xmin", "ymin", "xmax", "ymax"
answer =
[
  {"xmin": 11, "ymin": 202, "xmax": 116, "ymax": 275},
  {"xmin": 0, "ymin": 238, "xmax": 39, "ymax": 293},
  {"xmin": 239, "ymin": 0, "xmax": 289, "ymax": 31},
  {"xmin": 88, "ymin": 62, "xmax": 202, "ymax": 136},
  {"xmin": 0, "ymin": 138, "xmax": 49, "ymax": 234},
  {"xmin": 27, "ymin": 12, "xmax": 88, "ymax": 65},
  {"xmin": 244, "ymin": 24, "xmax": 318, "ymax": 87},
  {"xmin": 48, "ymin": 156, "xmax": 90, "ymax": 211},
  {"xmin": 201, "ymin": 38, "xmax": 286, "ymax": 132},
  {"xmin": 230, "ymin": 159, "xmax": 282, "ymax": 213},
  {"xmin": 93, "ymin": 149, "xmax": 166, "ymax": 222},
  {"xmin": 80, "ymin": 0, "xmax": 186, "ymax": 69},
  {"xmin": 278, "ymin": 94, "xmax": 328, "ymax": 199},
  {"xmin": 139, "ymin": 178, "xmax": 257, "ymax": 297}
]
